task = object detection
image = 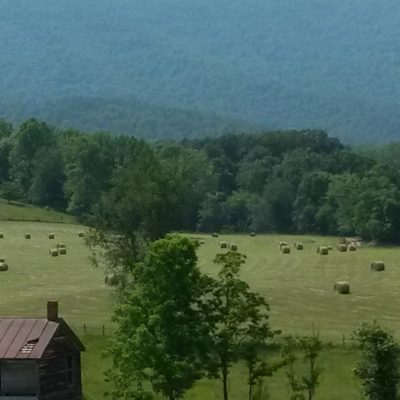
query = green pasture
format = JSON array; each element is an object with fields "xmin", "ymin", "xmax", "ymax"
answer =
[
  {"xmin": 1, "ymin": 221, "xmax": 400, "ymax": 398},
  {"xmin": 0, "ymin": 221, "xmax": 112, "ymax": 325},
  {"xmin": 0, "ymin": 200, "xmax": 76, "ymax": 224},
  {"xmin": 194, "ymin": 233, "xmax": 400, "ymax": 342}
]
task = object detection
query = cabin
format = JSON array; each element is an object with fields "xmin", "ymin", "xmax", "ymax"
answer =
[{"xmin": 0, "ymin": 301, "xmax": 85, "ymax": 400}]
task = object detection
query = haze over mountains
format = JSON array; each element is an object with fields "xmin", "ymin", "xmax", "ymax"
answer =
[{"xmin": 0, "ymin": 0, "xmax": 399, "ymax": 142}]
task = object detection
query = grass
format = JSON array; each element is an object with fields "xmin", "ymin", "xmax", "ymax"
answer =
[
  {"xmin": 2, "ymin": 222, "xmax": 400, "ymax": 399},
  {"xmin": 187, "ymin": 347, "xmax": 362, "ymax": 400},
  {"xmin": 0, "ymin": 199, "xmax": 76, "ymax": 223},
  {"xmin": 0, "ymin": 221, "xmax": 112, "ymax": 325},
  {"xmin": 193, "ymin": 233, "xmax": 400, "ymax": 342}
]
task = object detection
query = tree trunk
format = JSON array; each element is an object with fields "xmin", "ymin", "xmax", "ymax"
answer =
[{"xmin": 223, "ymin": 365, "xmax": 229, "ymax": 400}]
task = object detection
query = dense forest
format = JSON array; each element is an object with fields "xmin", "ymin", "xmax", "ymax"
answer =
[
  {"xmin": 1, "ymin": 118, "xmax": 400, "ymax": 242},
  {"xmin": 1, "ymin": 0, "xmax": 399, "ymax": 142}
]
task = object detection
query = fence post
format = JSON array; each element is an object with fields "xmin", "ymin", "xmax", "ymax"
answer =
[
  {"xmin": 84, "ymin": 323, "xmax": 87, "ymax": 335},
  {"xmin": 102, "ymin": 325, "xmax": 105, "ymax": 336},
  {"xmin": 342, "ymin": 334, "xmax": 345, "ymax": 347}
]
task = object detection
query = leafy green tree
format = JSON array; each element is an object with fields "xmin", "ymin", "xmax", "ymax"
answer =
[
  {"xmin": 242, "ymin": 340, "xmax": 282, "ymax": 400},
  {"xmin": 63, "ymin": 132, "xmax": 115, "ymax": 215},
  {"xmin": 251, "ymin": 179, "xmax": 295, "ymax": 232},
  {"xmin": 354, "ymin": 322, "xmax": 400, "ymax": 400},
  {"xmin": 0, "ymin": 181, "xmax": 22, "ymax": 204},
  {"xmin": 158, "ymin": 145, "xmax": 217, "ymax": 230},
  {"xmin": 202, "ymin": 251, "xmax": 271, "ymax": 400},
  {"xmin": 0, "ymin": 119, "xmax": 12, "ymax": 139},
  {"xmin": 0, "ymin": 137, "xmax": 13, "ymax": 183},
  {"xmin": 226, "ymin": 191, "xmax": 258, "ymax": 232},
  {"xmin": 86, "ymin": 147, "xmax": 180, "ymax": 281},
  {"xmin": 281, "ymin": 333, "xmax": 322, "ymax": 400},
  {"xmin": 106, "ymin": 235, "xmax": 207, "ymax": 400},
  {"xmin": 197, "ymin": 192, "xmax": 229, "ymax": 233},
  {"xmin": 29, "ymin": 147, "xmax": 66, "ymax": 208},
  {"xmin": 9, "ymin": 119, "xmax": 55, "ymax": 194},
  {"xmin": 293, "ymin": 172, "xmax": 331, "ymax": 233}
]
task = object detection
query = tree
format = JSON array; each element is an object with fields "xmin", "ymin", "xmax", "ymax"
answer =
[
  {"xmin": 106, "ymin": 235, "xmax": 208, "ymax": 400},
  {"xmin": 197, "ymin": 192, "xmax": 229, "ymax": 233},
  {"xmin": 29, "ymin": 147, "xmax": 66, "ymax": 208},
  {"xmin": 353, "ymin": 322, "xmax": 400, "ymax": 400},
  {"xmin": 9, "ymin": 119, "xmax": 55, "ymax": 194},
  {"xmin": 281, "ymin": 333, "xmax": 322, "ymax": 400},
  {"xmin": 251, "ymin": 179, "xmax": 295, "ymax": 232},
  {"xmin": 158, "ymin": 145, "xmax": 217, "ymax": 231},
  {"xmin": 202, "ymin": 251, "xmax": 271, "ymax": 400},
  {"xmin": 0, "ymin": 181, "xmax": 22, "ymax": 204}
]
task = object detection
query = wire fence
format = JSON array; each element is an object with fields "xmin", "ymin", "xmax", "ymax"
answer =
[{"xmin": 70, "ymin": 324, "xmax": 116, "ymax": 337}]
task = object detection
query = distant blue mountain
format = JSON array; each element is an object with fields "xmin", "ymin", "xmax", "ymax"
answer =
[{"xmin": 0, "ymin": 0, "xmax": 398, "ymax": 142}]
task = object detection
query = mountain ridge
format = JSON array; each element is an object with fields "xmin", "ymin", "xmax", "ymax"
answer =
[{"xmin": 0, "ymin": 0, "xmax": 399, "ymax": 142}]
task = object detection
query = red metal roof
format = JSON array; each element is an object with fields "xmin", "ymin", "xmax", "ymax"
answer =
[{"xmin": 0, "ymin": 319, "xmax": 59, "ymax": 359}]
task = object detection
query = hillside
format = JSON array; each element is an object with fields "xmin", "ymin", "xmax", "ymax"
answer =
[
  {"xmin": 0, "ymin": 0, "xmax": 399, "ymax": 142},
  {"xmin": 0, "ymin": 200, "xmax": 76, "ymax": 224}
]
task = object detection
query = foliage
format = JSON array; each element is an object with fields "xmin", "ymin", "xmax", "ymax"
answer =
[
  {"xmin": 0, "ymin": 181, "xmax": 22, "ymax": 204},
  {"xmin": 106, "ymin": 235, "xmax": 208, "ymax": 400},
  {"xmin": 1, "ymin": 119, "xmax": 400, "ymax": 242},
  {"xmin": 281, "ymin": 333, "xmax": 322, "ymax": 400},
  {"xmin": 201, "ymin": 251, "xmax": 272, "ymax": 400},
  {"xmin": 353, "ymin": 322, "xmax": 400, "ymax": 400}
]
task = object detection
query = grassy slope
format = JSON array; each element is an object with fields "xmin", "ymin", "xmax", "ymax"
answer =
[
  {"xmin": 1, "ymin": 220, "xmax": 400, "ymax": 398},
  {"xmin": 194, "ymin": 233, "xmax": 400, "ymax": 341},
  {"xmin": 0, "ymin": 200, "xmax": 76, "ymax": 224}
]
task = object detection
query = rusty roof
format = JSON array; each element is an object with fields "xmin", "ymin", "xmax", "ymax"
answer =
[{"xmin": 0, "ymin": 318, "xmax": 60, "ymax": 359}]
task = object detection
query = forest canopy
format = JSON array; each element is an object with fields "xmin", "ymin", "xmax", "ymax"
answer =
[{"xmin": 1, "ymin": 118, "xmax": 400, "ymax": 242}]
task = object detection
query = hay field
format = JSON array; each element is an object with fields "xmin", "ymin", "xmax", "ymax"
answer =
[
  {"xmin": 193, "ymin": 233, "xmax": 400, "ymax": 342},
  {"xmin": 0, "ymin": 221, "xmax": 112, "ymax": 326}
]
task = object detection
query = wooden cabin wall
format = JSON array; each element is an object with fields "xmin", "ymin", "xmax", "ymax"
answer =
[{"xmin": 38, "ymin": 334, "xmax": 82, "ymax": 400}]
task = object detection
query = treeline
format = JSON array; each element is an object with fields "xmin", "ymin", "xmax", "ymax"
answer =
[{"xmin": 1, "ymin": 118, "xmax": 400, "ymax": 241}]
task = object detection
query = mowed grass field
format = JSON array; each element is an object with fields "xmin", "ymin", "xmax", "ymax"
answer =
[
  {"xmin": 0, "ymin": 221, "xmax": 112, "ymax": 326},
  {"xmin": 194, "ymin": 233, "xmax": 400, "ymax": 342},
  {"xmin": 1, "ymin": 212, "xmax": 400, "ymax": 399},
  {"xmin": 0, "ymin": 218, "xmax": 114, "ymax": 399}
]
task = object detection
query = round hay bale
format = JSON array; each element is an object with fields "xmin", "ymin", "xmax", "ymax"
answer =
[
  {"xmin": 199, "ymin": 240, "xmax": 206, "ymax": 245},
  {"xmin": 49, "ymin": 249, "xmax": 59, "ymax": 257},
  {"xmin": 281, "ymin": 246, "xmax": 291, "ymax": 254},
  {"xmin": 319, "ymin": 246, "xmax": 329, "ymax": 255},
  {"xmin": 327, "ymin": 245, "xmax": 333, "ymax": 251},
  {"xmin": 279, "ymin": 241, "xmax": 288, "ymax": 250},
  {"xmin": 370, "ymin": 261, "xmax": 385, "ymax": 272},
  {"xmin": 219, "ymin": 241, "xmax": 227, "ymax": 249},
  {"xmin": 230, "ymin": 244, "xmax": 238, "ymax": 251},
  {"xmin": 212, "ymin": 232, "xmax": 219, "ymax": 238},
  {"xmin": 296, "ymin": 243, "xmax": 304, "ymax": 250},
  {"xmin": 0, "ymin": 257, "xmax": 5, "ymax": 263},
  {"xmin": 48, "ymin": 233, "xmax": 55, "ymax": 239},
  {"xmin": 348, "ymin": 244, "xmax": 357, "ymax": 251},
  {"xmin": 25, "ymin": 233, "xmax": 31, "ymax": 239},
  {"xmin": 334, "ymin": 281, "xmax": 350, "ymax": 294},
  {"xmin": 59, "ymin": 248, "xmax": 67, "ymax": 255},
  {"xmin": 105, "ymin": 274, "xmax": 119, "ymax": 286},
  {"xmin": 250, "ymin": 232, "xmax": 256, "ymax": 237},
  {"xmin": 0, "ymin": 233, "xmax": 4, "ymax": 239},
  {"xmin": 56, "ymin": 243, "xmax": 66, "ymax": 249},
  {"xmin": 78, "ymin": 231, "xmax": 85, "ymax": 237},
  {"xmin": 337, "ymin": 244, "xmax": 347, "ymax": 252},
  {"xmin": 0, "ymin": 262, "xmax": 8, "ymax": 272}
]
